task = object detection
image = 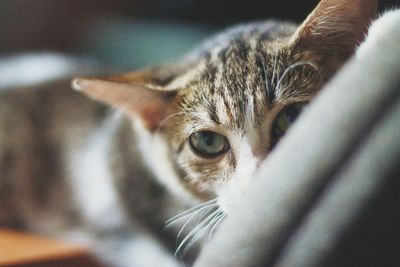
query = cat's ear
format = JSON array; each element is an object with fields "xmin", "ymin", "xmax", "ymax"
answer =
[
  {"xmin": 72, "ymin": 65, "xmax": 185, "ymax": 131},
  {"xmin": 292, "ymin": 0, "xmax": 377, "ymax": 66}
]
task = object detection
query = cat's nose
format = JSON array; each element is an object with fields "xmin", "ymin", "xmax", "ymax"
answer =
[{"xmin": 251, "ymin": 146, "xmax": 268, "ymax": 163}]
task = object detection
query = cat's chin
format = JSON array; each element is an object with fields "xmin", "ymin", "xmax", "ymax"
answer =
[{"xmin": 216, "ymin": 195, "xmax": 236, "ymax": 215}]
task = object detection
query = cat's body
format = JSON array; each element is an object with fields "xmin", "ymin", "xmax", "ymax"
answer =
[
  {"xmin": 0, "ymin": 74, "xmax": 187, "ymax": 267},
  {"xmin": 0, "ymin": 0, "xmax": 381, "ymax": 266}
]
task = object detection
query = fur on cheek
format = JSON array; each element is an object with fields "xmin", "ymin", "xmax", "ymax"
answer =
[
  {"xmin": 176, "ymin": 153, "xmax": 217, "ymax": 193},
  {"xmin": 132, "ymin": 118, "xmax": 200, "ymax": 203}
]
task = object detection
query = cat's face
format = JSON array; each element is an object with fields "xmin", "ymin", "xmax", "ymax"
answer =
[
  {"xmin": 73, "ymin": 0, "xmax": 377, "ymax": 213},
  {"xmin": 163, "ymin": 37, "xmax": 324, "ymax": 212}
]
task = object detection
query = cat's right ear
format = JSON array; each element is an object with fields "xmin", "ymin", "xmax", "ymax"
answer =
[
  {"xmin": 72, "ymin": 65, "xmax": 187, "ymax": 131},
  {"xmin": 292, "ymin": 0, "xmax": 378, "ymax": 72}
]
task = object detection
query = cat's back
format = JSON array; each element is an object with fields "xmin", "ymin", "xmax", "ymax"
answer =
[
  {"xmin": 0, "ymin": 77, "xmax": 107, "ymax": 146},
  {"xmin": 0, "ymin": 54, "xmax": 108, "ymax": 229}
]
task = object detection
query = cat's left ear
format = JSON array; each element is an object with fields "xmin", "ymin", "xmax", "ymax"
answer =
[
  {"xmin": 292, "ymin": 0, "xmax": 378, "ymax": 71},
  {"xmin": 72, "ymin": 64, "xmax": 186, "ymax": 131}
]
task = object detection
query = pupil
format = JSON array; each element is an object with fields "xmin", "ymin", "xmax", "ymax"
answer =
[
  {"xmin": 203, "ymin": 133, "xmax": 214, "ymax": 146},
  {"xmin": 286, "ymin": 107, "xmax": 299, "ymax": 123}
]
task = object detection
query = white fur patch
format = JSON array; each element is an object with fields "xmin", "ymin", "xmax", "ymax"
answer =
[
  {"xmin": 0, "ymin": 53, "xmax": 94, "ymax": 88},
  {"xmin": 133, "ymin": 118, "xmax": 198, "ymax": 204},
  {"xmin": 217, "ymin": 138, "xmax": 259, "ymax": 213},
  {"xmin": 67, "ymin": 114, "xmax": 127, "ymax": 230}
]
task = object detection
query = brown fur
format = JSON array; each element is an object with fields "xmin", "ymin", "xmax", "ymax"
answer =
[{"xmin": 0, "ymin": 79, "xmax": 107, "ymax": 229}]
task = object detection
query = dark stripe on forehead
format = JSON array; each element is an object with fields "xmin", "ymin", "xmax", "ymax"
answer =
[
  {"xmin": 234, "ymin": 38, "xmax": 250, "ymax": 59},
  {"xmin": 217, "ymin": 36, "xmax": 251, "ymax": 66},
  {"xmin": 208, "ymin": 104, "xmax": 220, "ymax": 124},
  {"xmin": 223, "ymin": 98, "xmax": 234, "ymax": 121},
  {"xmin": 256, "ymin": 54, "xmax": 275, "ymax": 107},
  {"xmin": 204, "ymin": 60, "xmax": 218, "ymax": 95}
]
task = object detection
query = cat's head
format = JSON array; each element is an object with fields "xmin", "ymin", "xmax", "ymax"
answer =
[{"xmin": 73, "ymin": 0, "xmax": 377, "ymax": 213}]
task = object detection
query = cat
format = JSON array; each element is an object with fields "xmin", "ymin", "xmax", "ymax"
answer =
[{"xmin": 0, "ymin": 0, "xmax": 378, "ymax": 266}]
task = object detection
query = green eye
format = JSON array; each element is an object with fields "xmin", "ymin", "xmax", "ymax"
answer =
[
  {"xmin": 273, "ymin": 103, "xmax": 306, "ymax": 137},
  {"xmin": 189, "ymin": 131, "xmax": 230, "ymax": 157}
]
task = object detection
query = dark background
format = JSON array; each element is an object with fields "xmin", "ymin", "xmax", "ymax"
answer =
[{"xmin": 0, "ymin": 0, "xmax": 399, "ymax": 68}]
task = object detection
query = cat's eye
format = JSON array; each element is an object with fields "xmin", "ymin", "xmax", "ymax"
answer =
[
  {"xmin": 273, "ymin": 103, "xmax": 306, "ymax": 138},
  {"xmin": 189, "ymin": 131, "xmax": 230, "ymax": 158}
]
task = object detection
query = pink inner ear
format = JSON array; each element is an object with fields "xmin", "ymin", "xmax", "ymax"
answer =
[
  {"xmin": 72, "ymin": 78, "xmax": 175, "ymax": 132},
  {"xmin": 137, "ymin": 104, "xmax": 168, "ymax": 131}
]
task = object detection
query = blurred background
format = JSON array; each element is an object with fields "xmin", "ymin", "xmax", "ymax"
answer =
[{"xmin": 0, "ymin": 0, "xmax": 399, "ymax": 70}]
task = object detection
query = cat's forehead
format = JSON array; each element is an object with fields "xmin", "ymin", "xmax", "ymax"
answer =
[{"xmin": 175, "ymin": 28, "xmax": 321, "ymax": 131}]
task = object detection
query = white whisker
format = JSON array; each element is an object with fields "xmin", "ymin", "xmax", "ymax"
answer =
[
  {"xmin": 174, "ymin": 202, "xmax": 217, "ymax": 265},
  {"xmin": 165, "ymin": 198, "xmax": 217, "ymax": 226},
  {"xmin": 208, "ymin": 212, "xmax": 226, "ymax": 240},
  {"xmin": 175, "ymin": 203, "xmax": 215, "ymax": 242},
  {"xmin": 156, "ymin": 111, "xmax": 186, "ymax": 135},
  {"xmin": 275, "ymin": 61, "xmax": 319, "ymax": 92},
  {"xmin": 175, "ymin": 208, "xmax": 220, "ymax": 255},
  {"xmin": 272, "ymin": 53, "xmax": 279, "ymax": 86},
  {"xmin": 183, "ymin": 210, "xmax": 222, "ymax": 254},
  {"xmin": 258, "ymin": 54, "xmax": 270, "ymax": 99}
]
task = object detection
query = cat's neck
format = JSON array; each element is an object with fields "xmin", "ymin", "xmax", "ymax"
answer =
[{"xmin": 68, "ymin": 112, "xmax": 194, "ymax": 233}]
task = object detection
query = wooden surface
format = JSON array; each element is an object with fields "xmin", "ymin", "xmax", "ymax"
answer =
[{"xmin": 0, "ymin": 229, "xmax": 104, "ymax": 267}]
